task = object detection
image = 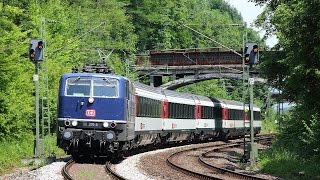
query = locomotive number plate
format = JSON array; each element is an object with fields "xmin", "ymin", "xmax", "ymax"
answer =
[{"xmin": 83, "ymin": 122, "xmax": 99, "ymax": 127}]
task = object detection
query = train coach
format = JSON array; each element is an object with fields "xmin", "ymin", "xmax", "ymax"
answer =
[{"xmin": 57, "ymin": 72, "xmax": 261, "ymax": 158}]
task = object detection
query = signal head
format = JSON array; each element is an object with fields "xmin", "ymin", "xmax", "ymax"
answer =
[
  {"xmin": 29, "ymin": 38, "xmax": 44, "ymax": 61},
  {"xmin": 37, "ymin": 41, "xmax": 44, "ymax": 49}
]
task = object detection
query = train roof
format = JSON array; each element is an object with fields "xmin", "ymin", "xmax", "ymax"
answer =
[
  {"xmin": 133, "ymin": 81, "xmax": 162, "ymax": 94},
  {"xmin": 61, "ymin": 73, "xmax": 128, "ymax": 80}
]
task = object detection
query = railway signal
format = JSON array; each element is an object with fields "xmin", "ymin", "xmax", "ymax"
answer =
[
  {"xmin": 29, "ymin": 38, "xmax": 46, "ymax": 157},
  {"xmin": 244, "ymin": 42, "xmax": 259, "ymax": 66},
  {"xmin": 29, "ymin": 38, "xmax": 44, "ymax": 61}
]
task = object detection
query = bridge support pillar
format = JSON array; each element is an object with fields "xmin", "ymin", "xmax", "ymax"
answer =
[
  {"xmin": 171, "ymin": 74, "xmax": 176, "ymax": 81},
  {"xmin": 150, "ymin": 75, "xmax": 162, "ymax": 87}
]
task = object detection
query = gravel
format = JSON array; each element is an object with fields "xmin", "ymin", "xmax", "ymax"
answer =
[
  {"xmin": 0, "ymin": 161, "xmax": 66, "ymax": 180},
  {"xmin": 114, "ymin": 143, "xmax": 214, "ymax": 180},
  {"xmin": 114, "ymin": 151, "xmax": 155, "ymax": 180}
]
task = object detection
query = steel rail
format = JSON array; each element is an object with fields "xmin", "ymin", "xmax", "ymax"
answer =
[
  {"xmin": 61, "ymin": 159, "xmax": 75, "ymax": 180},
  {"xmin": 105, "ymin": 161, "xmax": 128, "ymax": 180}
]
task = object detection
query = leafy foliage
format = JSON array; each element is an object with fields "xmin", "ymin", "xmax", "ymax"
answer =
[
  {"xmin": 127, "ymin": 0, "xmax": 261, "ymax": 52},
  {"xmin": 251, "ymin": 0, "xmax": 320, "ymax": 159},
  {"xmin": 0, "ymin": 4, "xmax": 34, "ymax": 141}
]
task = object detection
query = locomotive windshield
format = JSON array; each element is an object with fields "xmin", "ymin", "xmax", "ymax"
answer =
[
  {"xmin": 93, "ymin": 78, "xmax": 118, "ymax": 97},
  {"xmin": 65, "ymin": 77, "xmax": 119, "ymax": 97}
]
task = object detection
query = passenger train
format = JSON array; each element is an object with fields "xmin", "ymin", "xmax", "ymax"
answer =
[{"xmin": 57, "ymin": 72, "xmax": 261, "ymax": 157}]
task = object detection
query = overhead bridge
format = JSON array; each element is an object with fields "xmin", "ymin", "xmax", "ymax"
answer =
[{"xmin": 134, "ymin": 47, "xmax": 265, "ymax": 88}]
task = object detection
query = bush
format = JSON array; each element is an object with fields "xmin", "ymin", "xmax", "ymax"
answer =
[
  {"xmin": 259, "ymin": 147, "xmax": 320, "ymax": 179},
  {"xmin": 259, "ymin": 105, "xmax": 320, "ymax": 179},
  {"xmin": 0, "ymin": 133, "xmax": 65, "ymax": 175},
  {"xmin": 275, "ymin": 106, "xmax": 320, "ymax": 158}
]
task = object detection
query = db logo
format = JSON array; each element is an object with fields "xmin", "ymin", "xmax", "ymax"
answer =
[{"xmin": 86, "ymin": 109, "xmax": 96, "ymax": 117}]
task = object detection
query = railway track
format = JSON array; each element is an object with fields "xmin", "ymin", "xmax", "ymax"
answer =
[
  {"xmin": 61, "ymin": 159, "xmax": 75, "ymax": 180},
  {"xmin": 105, "ymin": 161, "xmax": 127, "ymax": 180},
  {"xmin": 61, "ymin": 158, "xmax": 127, "ymax": 180},
  {"xmin": 166, "ymin": 135, "xmax": 274, "ymax": 180},
  {"xmin": 61, "ymin": 134, "xmax": 274, "ymax": 180}
]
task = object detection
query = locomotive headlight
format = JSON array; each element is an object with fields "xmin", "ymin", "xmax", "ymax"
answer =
[
  {"xmin": 62, "ymin": 130, "xmax": 73, "ymax": 140},
  {"xmin": 103, "ymin": 122, "xmax": 109, "ymax": 128},
  {"xmin": 71, "ymin": 121, "xmax": 78, "ymax": 127},
  {"xmin": 88, "ymin": 97, "xmax": 94, "ymax": 104},
  {"xmin": 105, "ymin": 131, "xmax": 116, "ymax": 142}
]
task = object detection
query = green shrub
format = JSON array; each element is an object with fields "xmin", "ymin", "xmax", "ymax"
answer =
[
  {"xmin": 0, "ymin": 133, "xmax": 65, "ymax": 175},
  {"xmin": 259, "ymin": 147, "xmax": 320, "ymax": 179}
]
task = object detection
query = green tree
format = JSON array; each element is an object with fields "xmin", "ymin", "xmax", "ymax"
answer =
[
  {"xmin": 0, "ymin": 4, "xmax": 34, "ymax": 140},
  {"xmin": 127, "ymin": 0, "xmax": 256, "ymax": 52},
  {"xmin": 251, "ymin": 0, "xmax": 320, "ymax": 158}
]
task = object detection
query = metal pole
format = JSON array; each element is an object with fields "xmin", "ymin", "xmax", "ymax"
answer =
[
  {"xmin": 34, "ymin": 62, "xmax": 40, "ymax": 157},
  {"xmin": 242, "ymin": 24, "xmax": 248, "ymax": 162},
  {"xmin": 242, "ymin": 30, "xmax": 246, "ymax": 160},
  {"xmin": 249, "ymin": 77, "xmax": 255, "ymax": 166}
]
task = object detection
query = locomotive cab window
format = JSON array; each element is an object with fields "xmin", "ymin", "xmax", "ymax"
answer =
[
  {"xmin": 65, "ymin": 77, "xmax": 119, "ymax": 98},
  {"xmin": 66, "ymin": 78, "xmax": 91, "ymax": 96},
  {"xmin": 93, "ymin": 78, "xmax": 118, "ymax": 97}
]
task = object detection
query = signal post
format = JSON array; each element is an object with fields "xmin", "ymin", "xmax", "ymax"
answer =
[
  {"xmin": 243, "ymin": 42, "xmax": 259, "ymax": 166},
  {"xmin": 29, "ymin": 39, "xmax": 45, "ymax": 157}
]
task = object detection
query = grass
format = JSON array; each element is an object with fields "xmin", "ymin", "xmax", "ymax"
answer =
[
  {"xmin": 261, "ymin": 109, "xmax": 279, "ymax": 134},
  {"xmin": 78, "ymin": 170, "xmax": 96, "ymax": 179},
  {"xmin": 0, "ymin": 133, "xmax": 65, "ymax": 175},
  {"xmin": 259, "ymin": 148, "xmax": 320, "ymax": 179}
]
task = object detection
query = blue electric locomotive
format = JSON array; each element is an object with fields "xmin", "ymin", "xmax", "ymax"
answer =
[{"xmin": 57, "ymin": 73, "xmax": 135, "ymax": 156}]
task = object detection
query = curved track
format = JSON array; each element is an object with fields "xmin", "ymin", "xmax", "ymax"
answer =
[
  {"xmin": 61, "ymin": 159, "xmax": 75, "ymax": 180},
  {"xmin": 62, "ymin": 134, "xmax": 274, "ymax": 180},
  {"xmin": 166, "ymin": 135, "xmax": 273, "ymax": 180},
  {"xmin": 105, "ymin": 161, "xmax": 127, "ymax": 180}
]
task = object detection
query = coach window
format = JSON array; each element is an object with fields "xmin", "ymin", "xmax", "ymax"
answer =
[
  {"xmin": 171, "ymin": 102, "xmax": 176, "ymax": 118},
  {"xmin": 188, "ymin": 105, "xmax": 192, "ymax": 119},
  {"xmin": 186, "ymin": 104, "xmax": 189, "ymax": 119},
  {"xmin": 155, "ymin": 100, "xmax": 160, "ymax": 117},
  {"xmin": 175, "ymin": 103, "xmax": 179, "ymax": 118},
  {"xmin": 202, "ymin": 107, "xmax": 206, "ymax": 119},
  {"xmin": 148, "ymin": 98, "xmax": 152, "ymax": 117},
  {"xmin": 140, "ymin": 97, "xmax": 144, "ymax": 117},
  {"xmin": 174, "ymin": 103, "xmax": 178, "ymax": 118},
  {"xmin": 183, "ymin": 104, "xmax": 186, "ymax": 119},
  {"xmin": 145, "ymin": 98, "xmax": 149, "ymax": 116},
  {"xmin": 169, "ymin": 102, "xmax": 173, "ymax": 118},
  {"xmin": 151, "ymin": 99, "xmax": 154, "ymax": 117},
  {"xmin": 208, "ymin": 107, "xmax": 213, "ymax": 119},
  {"xmin": 181, "ymin": 104, "xmax": 185, "ymax": 119},
  {"xmin": 143, "ymin": 97, "xmax": 147, "ymax": 116},
  {"xmin": 254, "ymin": 111, "xmax": 261, "ymax": 120}
]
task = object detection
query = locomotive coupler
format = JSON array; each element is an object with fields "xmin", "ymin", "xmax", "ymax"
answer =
[
  {"xmin": 72, "ymin": 139, "xmax": 79, "ymax": 152},
  {"xmin": 86, "ymin": 137, "xmax": 92, "ymax": 148},
  {"xmin": 113, "ymin": 142, "xmax": 119, "ymax": 151},
  {"xmin": 99, "ymin": 140, "xmax": 106, "ymax": 153},
  {"xmin": 85, "ymin": 131, "xmax": 95, "ymax": 148}
]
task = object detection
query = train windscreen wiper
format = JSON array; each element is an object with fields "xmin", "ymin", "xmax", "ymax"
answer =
[{"xmin": 71, "ymin": 77, "xmax": 81, "ymax": 83}]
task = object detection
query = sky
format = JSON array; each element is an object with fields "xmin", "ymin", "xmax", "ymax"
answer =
[{"xmin": 225, "ymin": 0, "xmax": 278, "ymax": 47}]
